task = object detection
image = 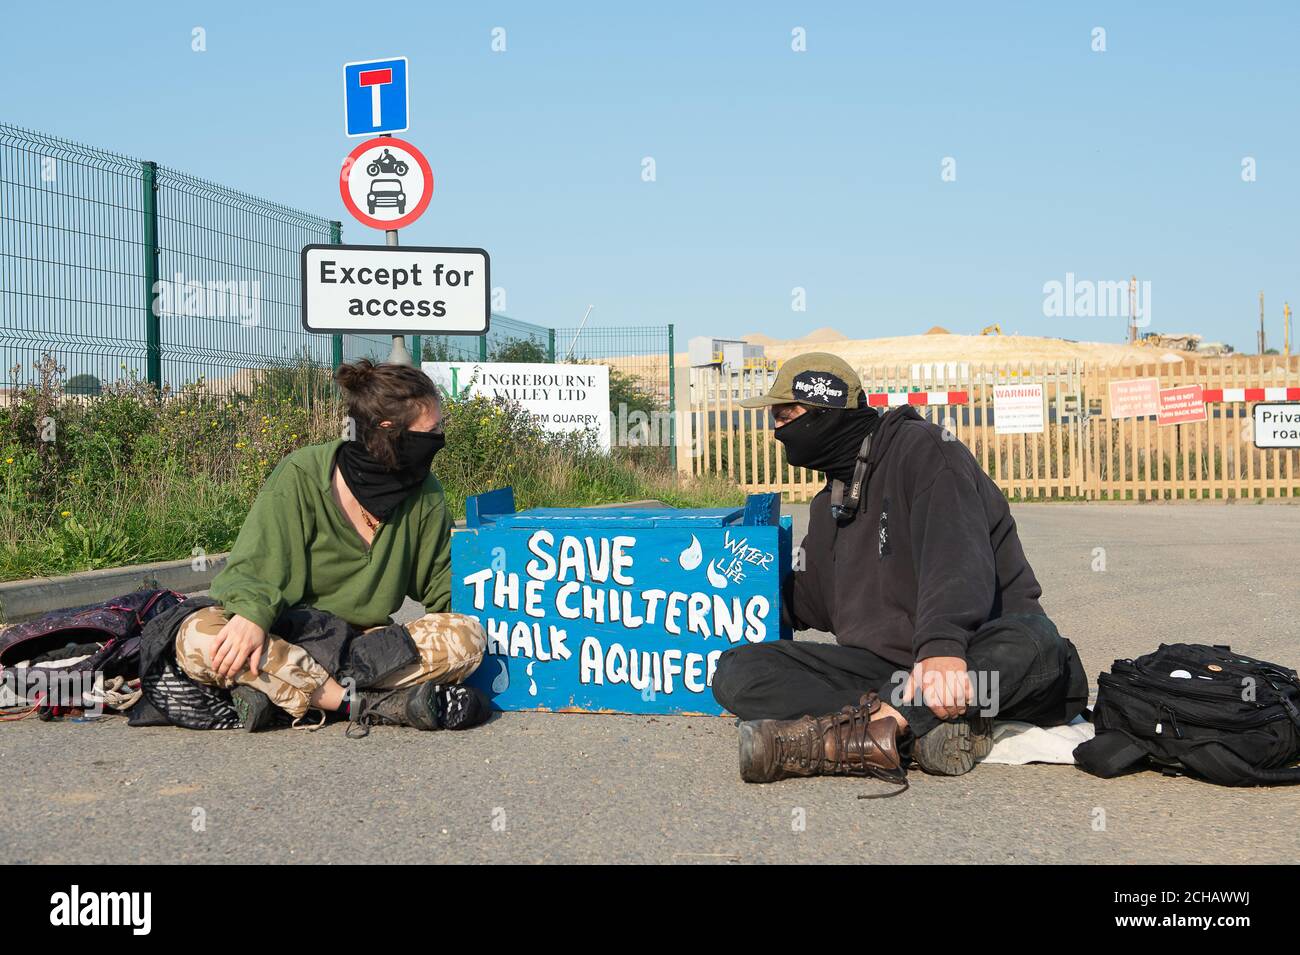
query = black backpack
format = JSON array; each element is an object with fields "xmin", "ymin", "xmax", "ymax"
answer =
[{"xmin": 1074, "ymin": 643, "xmax": 1300, "ymax": 786}]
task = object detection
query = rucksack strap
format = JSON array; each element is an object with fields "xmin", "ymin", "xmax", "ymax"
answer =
[
  {"xmin": 1180, "ymin": 743, "xmax": 1300, "ymax": 786},
  {"xmin": 1072, "ymin": 730, "xmax": 1149, "ymax": 778},
  {"xmin": 1244, "ymin": 764, "xmax": 1300, "ymax": 784},
  {"xmin": 830, "ymin": 432, "xmax": 874, "ymax": 523}
]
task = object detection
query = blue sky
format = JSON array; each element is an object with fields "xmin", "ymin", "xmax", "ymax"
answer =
[{"xmin": 4, "ymin": 1, "xmax": 1297, "ymax": 351}]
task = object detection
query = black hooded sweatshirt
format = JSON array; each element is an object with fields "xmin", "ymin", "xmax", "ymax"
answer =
[{"xmin": 786, "ymin": 406, "xmax": 1044, "ymax": 668}]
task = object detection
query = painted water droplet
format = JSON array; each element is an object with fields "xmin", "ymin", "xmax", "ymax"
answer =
[
  {"xmin": 706, "ymin": 559, "xmax": 728, "ymax": 589},
  {"xmin": 526, "ymin": 660, "xmax": 537, "ymax": 697},
  {"xmin": 679, "ymin": 534, "xmax": 702, "ymax": 570},
  {"xmin": 491, "ymin": 660, "xmax": 509, "ymax": 693}
]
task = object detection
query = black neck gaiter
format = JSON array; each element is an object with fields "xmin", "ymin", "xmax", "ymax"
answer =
[
  {"xmin": 335, "ymin": 429, "xmax": 444, "ymax": 522},
  {"xmin": 774, "ymin": 406, "xmax": 882, "ymax": 483}
]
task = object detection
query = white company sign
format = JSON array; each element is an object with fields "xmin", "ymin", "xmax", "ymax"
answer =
[{"xmin": 423, "ymin": 361, "xmax": 611, "ymax": 451}]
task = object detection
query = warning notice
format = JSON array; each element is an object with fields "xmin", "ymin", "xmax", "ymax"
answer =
[
  {"xmin": 993, "ymin": 384, "xmax": 1045, "ymax": 434},
  {"xmin": 1108, "ymin": 377, "xmax": 1160, "ymax": 419},
  {"xmin": 1157, "ymin": 385, "xmax": 1207, "ymax": 426}
]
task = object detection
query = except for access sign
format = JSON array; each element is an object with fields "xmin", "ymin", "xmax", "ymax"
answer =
[
  {"xmin": 340, "ymin": 137, "xmax": 433, "ymax": 231},
  {"xmin": 301, "ymin": 245, "xmax": 489, "ymax": 335},
  {"xmin": 344, "ymin": 57, "xmax": 409, "ymax": 137},
  {"xmin": 1253, "ymin": 403, "xmax": 1300, "ymax": 448}
]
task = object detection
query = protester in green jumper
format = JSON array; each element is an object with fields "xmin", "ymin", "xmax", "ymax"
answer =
[{"xmin": 174, "ymin": 359, "xmax": 489, "ymax": 733}]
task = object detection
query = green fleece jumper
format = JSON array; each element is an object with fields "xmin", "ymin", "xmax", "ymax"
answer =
[{"xmin": 210, "ymin": 440, "xmax": 451, "ymax": 631}]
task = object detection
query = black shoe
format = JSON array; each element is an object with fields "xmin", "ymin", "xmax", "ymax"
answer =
[
  {"xmin": 349, "ymin": 683, "xmax": 490, "ymax": 736},
  {"xmin": 911, "ymin": 715, "xmax": 994, "ymax": 776},
  {"xmin": 434, "ymin": 683, "xmax": 491, "ymax": 730},
  {"xmin": 231, "ymin": 686, "xmax": 276, "ymax": 732}
]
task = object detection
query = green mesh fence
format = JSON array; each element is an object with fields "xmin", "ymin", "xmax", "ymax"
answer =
[
  {"xmin": 0, "ymin": 125, "xmax": 149, "ymax": 389},
  {"xmin": 419, "ymin": 313, "xmax": 554, "ymax": 363},
  {"xmin": 0, "ymin": 123, "xmax": 335, "ymax": 398},
  {"xmin": 555, "ymin": 324, "xmax": 677, "ymax": 463},
  {"xmin": 154, "ymin": 165, "xmax": 335, "ymax": 392},
  {"xmin": 555, "ymin": 324, "xmax": 674, "ymax": 406}
]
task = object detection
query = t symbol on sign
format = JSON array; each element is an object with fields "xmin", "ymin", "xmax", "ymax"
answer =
[{"xmin": 358, "ymin": 67, "xmax": 393, "ymax": 128}]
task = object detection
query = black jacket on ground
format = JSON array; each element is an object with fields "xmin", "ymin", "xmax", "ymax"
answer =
[{"xmin": 786, "ymin": 406, "xmax": 1045, "ymax": 668}]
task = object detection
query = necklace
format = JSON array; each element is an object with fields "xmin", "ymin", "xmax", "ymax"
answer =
[{"xmin": 331, "ymin": 465, "xmax": 381, "ymax": 534}]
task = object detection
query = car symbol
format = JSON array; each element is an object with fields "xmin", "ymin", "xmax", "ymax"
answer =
[{"xmin": 367, "ymin": 178, "xmax": 406, "ymax": 215}]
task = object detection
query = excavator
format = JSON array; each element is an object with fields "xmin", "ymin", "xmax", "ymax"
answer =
[{"xmin": 981, "ymin": 324, "xmax": 1002, "ymax": 336}]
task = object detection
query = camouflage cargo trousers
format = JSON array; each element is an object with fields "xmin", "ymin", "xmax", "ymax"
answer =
[{"xmin": 175, "ymin": 606, "xmax": 486, "ymax": 718}]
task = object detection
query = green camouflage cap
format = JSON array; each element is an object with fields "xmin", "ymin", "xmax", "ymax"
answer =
[{"xmin": 739, "ymin": 352, "xmax": 863, "ymax": 409}]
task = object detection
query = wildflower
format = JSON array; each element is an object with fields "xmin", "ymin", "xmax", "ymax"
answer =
[
  {"xmin": 4, "ymin": 457, "xmax": 12, "ymax": 465},
  {"xmin": 60, "ymin": 510, "xmax": 71, "ymax": 518}
]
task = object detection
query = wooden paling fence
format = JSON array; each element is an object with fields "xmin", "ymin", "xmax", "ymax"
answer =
[{"xmin": 686, "ymin": 355, "xmax": 1300, "ymax": 502}]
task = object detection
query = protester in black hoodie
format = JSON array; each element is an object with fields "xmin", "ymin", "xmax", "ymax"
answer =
[{"xmin": 712, "ymin": 353, "xmax": 1088, "ymax": 785}]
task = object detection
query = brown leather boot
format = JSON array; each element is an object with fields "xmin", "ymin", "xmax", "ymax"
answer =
[{"xmin": 737, "ymin": 692, "xmax": 907, "ymax": 790}]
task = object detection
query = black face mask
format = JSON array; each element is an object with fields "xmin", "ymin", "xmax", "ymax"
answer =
[
  {"xmin": 774, "ymin": 406, "xmax": 881, "ymax": 483},
  {"xmin": 336, "ymin": 428, "xmax": 445, "ymax": 522}
]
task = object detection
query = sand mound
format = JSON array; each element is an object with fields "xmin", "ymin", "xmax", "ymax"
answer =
[
  {"xmin": 795, "ymin": 326, "xmax": 848, "ymax": 344},
  {"xmin": 756, "ymin": 333, "xmax": 1185, "ymax": 368},
  {"xmin": 641, "ymin": 331, "xmax": 1196, "ymax": 390}
]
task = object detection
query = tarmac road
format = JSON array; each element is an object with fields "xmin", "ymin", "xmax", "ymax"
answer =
[{"xmin": 2, "ymin": 503, "xmax": 1298, "ymax": 864}]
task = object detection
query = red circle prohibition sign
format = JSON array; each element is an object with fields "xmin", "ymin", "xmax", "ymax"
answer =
[{"xmin": 339, "ymin": 136, "xmax": 434, "ymax": 231}]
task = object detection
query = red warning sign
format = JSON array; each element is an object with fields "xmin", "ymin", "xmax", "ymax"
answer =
[
  {"xmin": 1157, "ymin": 384, "xmax": 1207, "ymax": 426},
  {"xmin": 1108, "ymin": 377, "xmax": 1159, "ymax": 418}
]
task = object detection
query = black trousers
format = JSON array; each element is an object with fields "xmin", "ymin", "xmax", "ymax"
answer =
[{"xmin": 712, "ymin": 613, "xmax": 1089, "ymax": 738}]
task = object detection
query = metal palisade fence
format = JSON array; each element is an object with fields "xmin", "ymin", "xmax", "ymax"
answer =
[
  {"xmin": 0, "ymin": 124, "xmax": 673, "ymax": 435},
  {"xmin": 689, "ymin": 355, "xmax": 1300, "ymax": 501}
]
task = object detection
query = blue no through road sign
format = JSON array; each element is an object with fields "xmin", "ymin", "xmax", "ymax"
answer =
[{"xmin": 343, "ymin": 57, "xmax": 409, "ymax": 137}]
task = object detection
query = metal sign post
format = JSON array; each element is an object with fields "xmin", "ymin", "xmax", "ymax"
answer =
[{"xmin": 383, "ymin": 227, "xmax": 414, "ymax": 365}]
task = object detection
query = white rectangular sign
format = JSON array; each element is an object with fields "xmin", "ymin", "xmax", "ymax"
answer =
[
  {"xmin": 423, "ymin": 361, "xmax": 611, "ymax": 451},
  {"xmin": 993, "ymin": 383, "xmax": 1046, "ymax": 435},
  {"xmin": 1253, "ymin": 402, "xmax": 1300, "ymax": 448},
  {"xmin": 301, "ymin": 244, "xmax": 489, "ymax": 335}
]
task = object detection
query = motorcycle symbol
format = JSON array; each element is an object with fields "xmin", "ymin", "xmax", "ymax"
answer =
[{"xmin": 365, "ymin": 148, "xmax": 409, "ymax": 177}]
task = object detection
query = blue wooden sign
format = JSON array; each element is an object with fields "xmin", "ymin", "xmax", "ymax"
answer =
[{"xmin": 451, "ymin": 489, "xmax": 792, "ymax": 715}]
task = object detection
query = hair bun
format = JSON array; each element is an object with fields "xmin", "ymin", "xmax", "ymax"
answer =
[{"xmin": 335, "ymin": 358, "xmax": 377, "ymax": 392}]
